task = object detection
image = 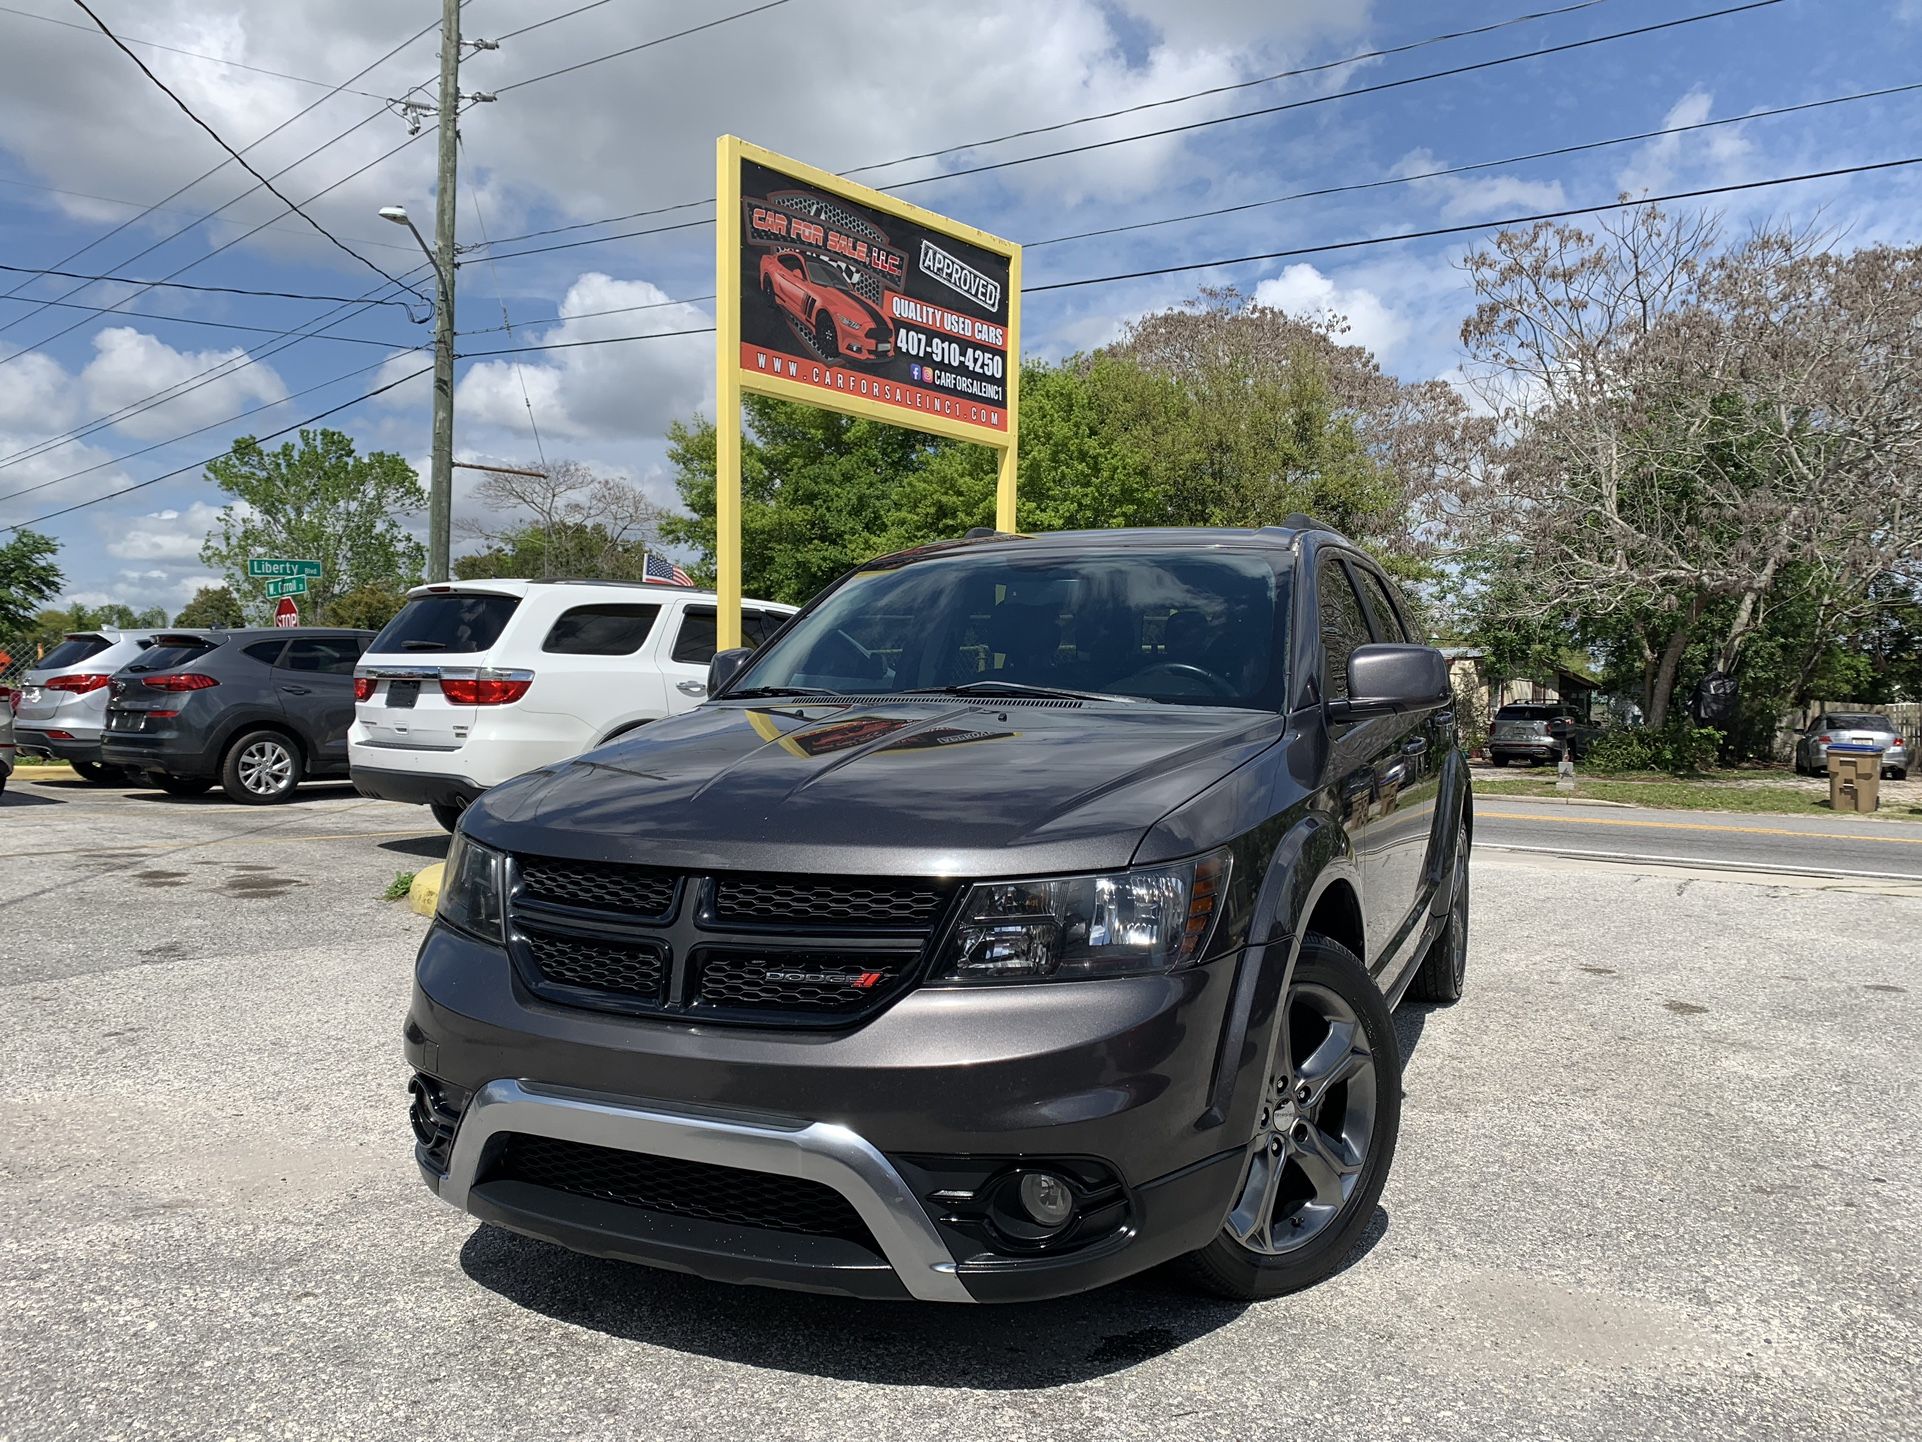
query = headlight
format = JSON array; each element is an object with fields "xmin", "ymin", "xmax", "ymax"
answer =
[
  {"xmin": 438, "ymin": 831, "xmax": 505, "ymax": 943},
  {"xmin": 933, "ymin": 849, "xmax": 1231, "ymax": 983},
  {"xmin": 835, "ymin": 313, "xmax": 865, "ymax": 330}
]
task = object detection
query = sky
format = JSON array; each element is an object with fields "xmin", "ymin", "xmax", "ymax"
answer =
[{"xmin": 1, "ymin": 0, "xmax": 1919, "ymax": 614}]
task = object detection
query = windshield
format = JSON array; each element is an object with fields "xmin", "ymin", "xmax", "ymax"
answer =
[
  {"xmin": 1819, "ymin": 714, "xmax": 1891, "ymax": 731},
  {"xmin": 372, "ymin": 593, "xmax": 519, "ymax": 654},
  {"xmin": 728, "ymin": 547, "xmax": 1291, "ymax": 709},
  {"xmin": 128, "ymin": 638, "xmax": 216, "ymax": 673},
  {"xmin": 804, "ymin": 258, "xmax": 852, "ymax": 289}
]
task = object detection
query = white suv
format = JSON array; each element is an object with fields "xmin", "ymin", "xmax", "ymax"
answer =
[{"xmin": 349, "ymin": 579, "xmax": 795, "ymax": 830}]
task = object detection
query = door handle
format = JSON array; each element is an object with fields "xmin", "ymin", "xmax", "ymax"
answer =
[
  {"xmin": 676, "ymin": 680, "xmax": 707, "ymax": 695},
  {"xmin": 280, "ymin": 684, "xmax": 311, "ymax": 695}
]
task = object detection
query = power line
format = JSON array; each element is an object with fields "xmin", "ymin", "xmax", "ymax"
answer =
[
  {"xmin": 461, "ymin": 136, "xmax": 547, "ymax": 466},
  {"xmin": 464, "ymin": 0, "xmax": 1780, "ymax": 261},
  {"xmin": 0, "ymin": 295, "xmax": 417, "ymax": 349},
  {"xmin": 0, "ymin": 261, "xmax": 423, "ymax": 308},
  {"xmin": 1026, "ymin": 154, "xmax": 1922, "ymax": 293},
  {"xmin": 67, "ymin": 0, "xmax": 426, "ymax": 300},
  {"xmin": 1025, "ymin": 80, "xmax": 1922, "ymax": 250},
  {"xmin": 459, "ymin": 292, "xmax": 714, "ymax": 336},
  {"xmin": 0, "ymin": 172, "xmax": 419, "ymax": 252},
  {"xmin": 883, "ymin": 0, "xmax": 1786, "ymax": 194},
  {"xmin": 0, "ymin": 349, "xmax": 416, "ymax": 508},
  {"xmin": 494, "ymin": 0, "xmax": 795, "ymax": 93},
  {"xmin": 0, "ymin": 266, "xmax": 431, "ymax": 474},
  {"xmin": 1, "ymin": 362, "xmax": 434, "ymax": 534},
  {"xmin": 0, "ymin": 3, "xmax": 389, "ymax": 96},
  {"xmin": 0, "ymin": 18, "xmax": 439, "ymax": 344},
  {"xmin": 492, "ymin": 0, "xmax": 623, "ymax": 43},
  {"xmin": 459, "ymin": 326, "xmax": 714, "ymax": 358}
]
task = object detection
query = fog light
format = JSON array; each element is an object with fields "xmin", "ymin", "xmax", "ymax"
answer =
[{"xmin": 1017, "ymin": 1171, "xmax": 1075, "ymax": 1228}]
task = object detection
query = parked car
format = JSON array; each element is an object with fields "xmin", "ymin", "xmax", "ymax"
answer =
[
  {"xmin": 349, "ymin": 580, "xmax": 797, "ymax": 832},
  {"xmin": 1486, "ymin": 702, "xmax": 1598, "ymax": 766},
  {"xmin": 407, "ymin": 522, "xmax": 1471, "ymax": 1304},
  {"xmin": 99, "ymin": 628, "xmax": 373, "ymax": 803},
  {"xmin": 12, "ymin": 629, "xmax": 196, "ymax": 783},
  {"xmin": 0, "ymin": 681, "xmax": 15, "ymax": 795},
  {"xmin": 1793, "ymin": 713, "xmax": 1910, "ymax": 780}
]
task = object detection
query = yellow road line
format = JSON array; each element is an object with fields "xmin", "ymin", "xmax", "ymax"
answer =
[
  {"xmin": 0, "ymin": 828, "xmax": 440, "ymax": 860},
  {"xmin": 1479, "ymin": 809, "xmax": 1922, "ymax": 845}
]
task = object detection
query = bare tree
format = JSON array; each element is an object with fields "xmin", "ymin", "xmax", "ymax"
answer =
[
  {"xmin": 1448, "ymin": 207, "xmax": 1922, "ymax": 725},
  {"xmin": 455, "ymin": 459, "xmax": 665, "ymax": 580}
]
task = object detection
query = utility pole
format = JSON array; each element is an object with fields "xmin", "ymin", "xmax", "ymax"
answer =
[{"xmin": 427, "ymin": 0, "xmax": 461, "ymax": 582}]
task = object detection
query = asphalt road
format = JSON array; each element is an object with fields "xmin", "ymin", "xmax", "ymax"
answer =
[
  {"xmin": 1477, "ymin": 793, "xmax": 1922, "ymax": 880},
  {"xmin": 2, "ymin": 771, "xmax": 1919, "ymax": 1442}
]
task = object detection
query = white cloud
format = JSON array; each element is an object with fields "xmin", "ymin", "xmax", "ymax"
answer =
[
  {"xmin": 1253, "ymin": 263, "xmax": 1408, "ymax": 360},
  {"xmin": 1392, "ymin": 149, "xmax": 1565, "ymax": 223},
  {"xmin": 79, "ymin": 328, "xmax": 288, "ymax": 440},
  {"xmin": 105, "ymin": 501, "xmax": 229, "ymax": 563},
  {"xmin": 1615, "ymin": 89, "xmax": 1754, "ymax": 197},
  {"xmin": 0, "ymin": 352, "xmax": 80, "ymax": 432}
]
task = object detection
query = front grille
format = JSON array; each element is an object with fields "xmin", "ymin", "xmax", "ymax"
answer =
[
  {"xmin": 713, "ymin": 875, "xmax": 947, "ymax": 928},
  {"xmin": 521, "ymin": 928, "xmax": 666, "ymax": 1001},
  {"xmin": 518, "ymin": 854, "xmax": 675, "ymax": 917},
  {"xmin": 695, "ymin": 947, "xmax": 916, "ymax": 1014},
  {"xmin": 491, "ymin": 1134, "xmax": 876, "ymax": 1246}
]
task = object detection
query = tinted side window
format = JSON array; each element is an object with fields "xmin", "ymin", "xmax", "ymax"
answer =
[
  {"xmin": 280, "ymin": 638, "xmax": 363, "ymax": 675},
  {"xmin": 244, "ymin": 641, "xmax": 287, "ymax": 666},
  {"xmin": 1318, "ymin": 559, "xmax": 1372, "ymax": 700},
  {"xmin": 542, "ymin": 604, "xmax": 661, "ymax": 656},
  {"xmin": 1356, "ymin": 569, "xmax": 1410, "ymax": 643},
  {"xmin": 672, "ymin": 607, "xmax": 718, "ymax": 665},
  {"xmin": 371, "ymin": 594, "xmax": 520, "ymax": 654}
]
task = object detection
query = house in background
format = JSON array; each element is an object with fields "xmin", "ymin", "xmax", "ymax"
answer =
[{"xmin": 1442, "ymin": 647, "xmax": 1605, "ymax": 725}]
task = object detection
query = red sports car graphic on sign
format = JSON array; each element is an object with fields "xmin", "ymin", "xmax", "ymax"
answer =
[{"xmin": 758, "ymin": 250, "xmax": 895, "ymax": 364}]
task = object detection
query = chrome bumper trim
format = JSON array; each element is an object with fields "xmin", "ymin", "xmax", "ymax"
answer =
[{"xmin": 438, "ymin": 1079, "xmax": 973, "ymax": 1303}]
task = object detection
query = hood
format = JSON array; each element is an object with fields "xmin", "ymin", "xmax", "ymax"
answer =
[{"xmin": 464, "ymin": 697, "xmax": 1285, "ymax": 878}]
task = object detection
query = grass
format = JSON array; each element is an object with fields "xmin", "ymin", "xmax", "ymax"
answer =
[
  {"xmin": 382, "ymin": 870, "xmax": 417, "ymax": 901},
  {"xmin": 1474, "ymin": 773, "xmax": 1922, "ymax": 819}
]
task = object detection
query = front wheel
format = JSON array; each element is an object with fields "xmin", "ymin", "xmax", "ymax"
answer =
[
  {"xmin": 1182, "ymin": 933, "xmax": 1401, "ymax": 1300},
  {"xmin": 814, "ymin": 311, "xmax": 839, "ymax": 359},
  {"xmin": 1488, "ymin": 755, "xmax": 1508, "ymax": 768},
  {"xmin": 220, "ymin": 730, "xmax": 303, "ymax": 804}
]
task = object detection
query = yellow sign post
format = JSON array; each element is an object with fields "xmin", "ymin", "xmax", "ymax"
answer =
[{"xmin": 713, "ymin": 135, "xmax": 1021, "ymax": 648}]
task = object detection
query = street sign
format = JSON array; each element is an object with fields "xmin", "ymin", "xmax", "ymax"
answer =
[
  {"xmin": 264, "ymin": 576, "xmax": 309, "ymax": 598},
  {"xmin": 273, "ymin": 598, "xmax": 299, "ymax": 628},
  {"xmin": 248, "ymin": 558, "xmax": 322, "ymax": 579}
]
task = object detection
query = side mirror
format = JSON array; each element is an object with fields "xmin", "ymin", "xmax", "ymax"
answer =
[
  {"xmin": 706, "ymin": 647, "xmax": 753, "ymax": 697},
  {"xmin": 1327, "ymin": 644, "xmax": 1451, "ymax": 720}
]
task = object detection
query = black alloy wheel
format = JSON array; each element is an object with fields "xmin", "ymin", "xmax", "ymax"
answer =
[
  {"xmin": 814, "ymin": 311, "xmax": 839, "ymax": 359},
  {"xmin": 1184, "ymin": 933, "xmax": 1401, "ymax": 1299}
]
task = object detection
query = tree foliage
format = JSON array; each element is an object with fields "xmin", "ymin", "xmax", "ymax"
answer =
[
  {"xmin": 324, "ymin": 582, "xmax": 410, "ymax": 632},
  {"xmin": 0, "ymin": 529, "xmax": 64, "ymax": 635},
  {"xmin": 455, "ymin": 459, "xmax": 665, "ymax": 582},
  {"xmin": 199, "ymin": 428, "xmax": 425, "ymax": 623},
  {"xmin": 173, "ymin": 586, "xmax": 246, "ymax": 629}
]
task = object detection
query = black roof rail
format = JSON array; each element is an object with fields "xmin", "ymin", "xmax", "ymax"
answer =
[{"xmin": 1275, "ymin": 512, "xmax": 1347, "ymax": 536}]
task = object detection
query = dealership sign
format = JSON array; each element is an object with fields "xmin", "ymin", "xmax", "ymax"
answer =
[{"xmin": 713, "ymin": 136, "xmax": 1022, "ymax": 648}]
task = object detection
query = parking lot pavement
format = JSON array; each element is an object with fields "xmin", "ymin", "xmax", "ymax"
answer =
[{"xmin": 2, "ymin": 774, "xmax": 1918, "ymax": 1442}]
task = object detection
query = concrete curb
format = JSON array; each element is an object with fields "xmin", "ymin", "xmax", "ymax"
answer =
[
  {"xmin": 408, "ymin": 862, "xmax": 444, "ymax": 918},
  {"xmin": 1471, "ymin": 790, "xmax": 1636, "ymax": 809}
]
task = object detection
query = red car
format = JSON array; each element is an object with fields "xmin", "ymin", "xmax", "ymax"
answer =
[{"xmin": 758, "ymin": 250, "xmax": 894, "ymax": 363}]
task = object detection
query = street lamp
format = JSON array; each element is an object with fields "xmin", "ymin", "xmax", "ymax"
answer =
[{"xmin": 381, "ymin": 202, "xmax": 454, "ymax": 582}]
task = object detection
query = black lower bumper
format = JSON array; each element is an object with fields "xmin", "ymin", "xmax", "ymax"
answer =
[
  {"xmin": 99, "ymin": 734, "xmax": 214, "ymax": 778},
  {"xmin": 14, "ymin": 729, "xmax": 104, "ymax": 764},
  {"xmin": 353, "ymin": 764, "xmax": 485, "ymax": 809}
]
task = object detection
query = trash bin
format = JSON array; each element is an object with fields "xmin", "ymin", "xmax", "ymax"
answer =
[{"xmin": 1826, "ymin": 742, "xmax": 1884, "ymax": 813}]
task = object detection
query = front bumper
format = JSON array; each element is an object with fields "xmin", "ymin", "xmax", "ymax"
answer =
[{"xmin": 408, "ymin": 922, "xmax": 1251, "ymax": 1302}]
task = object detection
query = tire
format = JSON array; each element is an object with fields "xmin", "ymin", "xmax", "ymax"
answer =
[
  {"xmin": 71, "ymin": 760, "xmax": 128, "ymax": 785},
  {"xmin": 219, "ymin": 729, "xmax": 303, "ymax": 804},
  {"xmin": 1407, "ymin": 819, "xmax": 1469, "ymax": 1004},
  {"xmin": 155, "ymin": 776, "xmax": 213, "ymax": 797},
  {"xmin": 1489, "ymin": 756, "xmax": 1508, "ymax": 768},
  {"xmin": 429, "ymin": 801, "xmax": 465, "ymax": 834},
  {"xmin": 1181, "ymin": 933, "xmax": 1402, "ymax": 1300},
  {"xmin": 814, "ymin": 311, "xmax": 839, "ymax": 359}
]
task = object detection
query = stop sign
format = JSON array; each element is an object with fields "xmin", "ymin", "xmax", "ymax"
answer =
[{"xmin": 273, "ymin": 597, "xmax": 299, "ymax": 628}]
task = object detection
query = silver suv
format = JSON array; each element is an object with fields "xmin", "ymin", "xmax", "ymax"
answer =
[{"xmin": 14, "ymin": 630, "xmax": 196, "ymax": 783}]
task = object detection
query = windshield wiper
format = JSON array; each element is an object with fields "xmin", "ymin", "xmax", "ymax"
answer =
[
  {"xmin": 399, "ymin": 640, "xmax": 445, "ymax": 651},
  {"xmin": 913, "ymin": 681, "xmax": 1137, "ymax": 703},
  {"xmin": 724, "ymin": 686, "xmax": 845, "ymax": 700}
]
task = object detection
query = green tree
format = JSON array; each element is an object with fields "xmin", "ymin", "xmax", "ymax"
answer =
[
  {"xmin": 0, "ymin": 530, "xmax": 63, "ymax": 634},
  {"xmin": 199, "ymin": 428, "xmax": 425, "ymax": 621},
  {"xmin": 173, "ymin": 586, "xmax": 246, "ymax": 628},
  {"xmin": 324, "ymin": 582, "xmax": 409, "ymax": 632}
]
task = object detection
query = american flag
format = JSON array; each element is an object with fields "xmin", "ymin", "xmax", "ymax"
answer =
[{"xmin": 643, "ymin": 552, "xmax": 694, "ymax": 587}]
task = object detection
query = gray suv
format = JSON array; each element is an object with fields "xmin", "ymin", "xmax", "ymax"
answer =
[
  {"xmin": 100, "ymin": 628, "xmax": 372, "ymax": 803},
  {"xmin": 408, "ymin": 522, "xmax": 1473, "ymax": 1303}
]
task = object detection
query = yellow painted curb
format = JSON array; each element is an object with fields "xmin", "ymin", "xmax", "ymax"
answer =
[{"xmin": 408, "ymin": 862, "xmax": 444, "ymax": 918}]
